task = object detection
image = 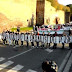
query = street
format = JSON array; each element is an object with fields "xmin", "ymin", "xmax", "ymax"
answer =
[{"xmin": 0, "ymin": 43, "xmax": 71, "ymax": 72}]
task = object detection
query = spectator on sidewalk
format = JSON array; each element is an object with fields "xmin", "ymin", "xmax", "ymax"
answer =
[{"xmin": 42, "ymin": 61, "xmax": 58, "ymax": 72}]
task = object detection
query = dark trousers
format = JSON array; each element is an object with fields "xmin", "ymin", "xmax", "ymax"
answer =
[
  {"xmin": 26, "ymin": 41, "xmax": 29, "ymax": 47},
  {"xmin": 15, "ymin": 40, "xmax": 19, "ymax": 45},
  {"xmin": 69, "ymin": 43, "xmax": 72, "ymax": 49},
  {"xmin": 37, "ymin": 42, "xmax": 39, "ymax": 47},
  {"xmin": 62, "ymin": 43, "xmax": 64, "ymax": 49},
  {"xmin": 31, "ymin": 42, "xmax": 34, "ymax": 46},
  {"xmin": 47, "ymin": 43, "xmax": 50, "ymax": 47},
  {"xmin": 21, "ymin": 41, "xmax": 23, "ymax": 45},
  {"xmin": 3, "ymin": 39, "xmax": 5, "ymax": 44},
  {"xmin": 53, "ymin": 43, "xmax": 57, "ymax": 49},
  {"xmin": 41, "ymin": 43, "xmax": 44, "ymax": 48},
  {"xmin": 12, "ymin": 40, "xmax": 15, "ymax": 45},
  {"xmin": 15, "ymin": 40, "xmax": 17, "ymax": 45}
]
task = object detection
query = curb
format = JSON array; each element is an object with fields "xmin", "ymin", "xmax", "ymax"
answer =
[
  {"xmin": 58, "ymin": 49, "xmax": 72, "ymax": 72},
  {"xmin": 63, "ymin": 53, "xmax": 72, "ymax": 72}
]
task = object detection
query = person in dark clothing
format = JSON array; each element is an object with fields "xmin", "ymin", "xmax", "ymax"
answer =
[
  {"xmin": 30, "ymin": 33, "xmax": 34, "ymax": 47},
  {"xmin": 36, "ymin": 32, "xmax": 40, "ymax": 48},
  {"xmin": 26, "ymin": 34, "xmax": 29, "ymax": 47},
  {"xmin": 42, "ymin": 61, "xmax": 58, "ymax": 72},
  {"xmin": 41, "ymin": 32, "xmax": 45, "ymax": 48},
  {"xmin": 53, "ymin": 32, "xmax": 58, "ymax": 49},
  {"xmin": 17, "ymin": 27, "xmax": 20, "ymax": 33},
  {"xmin": 61, "ymin": 32, "xmax": 66, "ymax": 49},
  {"xmin": 69, "ymin": 33, "xmax": 72, "ymax": 49},
  {"xmin": 47, "ymin": 33, "xmax": 51, "ymax": 47}
]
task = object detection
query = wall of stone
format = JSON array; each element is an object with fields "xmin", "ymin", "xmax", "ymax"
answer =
[
  {"xmin": 65, "ymin": 12, "xmax": 70, "ymax": 23},
  {"xmin": 0, "ymin": 0, "xmax": 37, "ymax": 27},
  {"xmin": 0, "ymin": 0, "xmax": 65, "ymax": 32},
  {"xmin": 44, "ymin": 0, "xmax": 65, "ymax": 25},
  {"xmin": 36, "ymin": 0, "xmax": 45, "ymax": 26}
]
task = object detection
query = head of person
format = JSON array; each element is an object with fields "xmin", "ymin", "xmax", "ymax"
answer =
[
  {"xmin": 42, "ymin": 61, "xmax": 58, "ymax": 72},
  {"xmin": 43, "ymin": 32, "xmax": 45, "ymax": 35},
  {"xmin": 48, "ymin": 32, "xmax": 50, "ymax": 35}
]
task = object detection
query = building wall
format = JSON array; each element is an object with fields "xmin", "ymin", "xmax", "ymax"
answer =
[
  {"xmin": 44, "ymin": 0, "xmax": 65, "ymax": 25},
  {"xmin": 0, "ymin": 0, "xmax": 66, "ymax": 32},
  {"xmin": 0, "ymin": 0, "xmax": 37, "ymax": 27}
]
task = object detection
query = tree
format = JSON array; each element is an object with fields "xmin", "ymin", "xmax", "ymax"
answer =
[
  {"xmin": 63, "ymin": 6, "xmax": 70, "ymax": 12},
  {"xmin": 46, "ymin": 0, "xmax": 70, "ymax": 12},
  {"xmin": 66, "ymin": 4, "xmax": 72, "ymax": 21}
]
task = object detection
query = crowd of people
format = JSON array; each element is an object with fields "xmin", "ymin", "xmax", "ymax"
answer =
[
  {"xmin": 1, "ymin": 30, "xmax": 72, "ymax": 49},
  {"xmin": 1, "ymin": 24, "xmax": 72, "ymax": 72}
]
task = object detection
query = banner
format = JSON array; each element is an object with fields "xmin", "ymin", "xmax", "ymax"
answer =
[{"xmin": 38, "ymin": 28, "xmax": 64, "ymax": 34}]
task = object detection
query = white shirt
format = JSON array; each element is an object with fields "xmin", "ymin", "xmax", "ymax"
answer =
[{"xmin": 20, "ymin": 34, "xmax": 24, "ymax": 41}]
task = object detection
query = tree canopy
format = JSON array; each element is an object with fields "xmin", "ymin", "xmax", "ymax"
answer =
[
  {"xmin": 67, "ymin": 4, "xmax": 72, "ymax": 21},
  {"xmin": 46, "ymin": 0, "xmax": 70, "ymax": 12},
  {"xmin": 67, "ymin": 4, "xmax": 72, "ymax": 14}
]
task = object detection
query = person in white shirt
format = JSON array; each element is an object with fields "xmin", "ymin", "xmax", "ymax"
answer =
[
  {"xmin": 61, "ymin": 32, "xmax": 66, "ymax": 49},
  {"xmin": 20, "ymin": 33, "xmax": 24, "ymax": 45},
  {"xmin": 2, "ymin": 31, "xmax": 6, "ymax": 44},
  {"xmin": 12, "ymin": 32, "xmax": 15, "ymax": 45},
  {"xmin": 30, "ymin": 33, "xmax": 34, "ymax": 47},
  {"xmin": 69, "ymin": 33, "xmax": 72, "ymax": 49}
]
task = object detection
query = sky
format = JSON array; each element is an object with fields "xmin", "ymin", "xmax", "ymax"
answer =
[{"xmin": 58, "ymin": 0, "xmax": 72, "ymax": 5}]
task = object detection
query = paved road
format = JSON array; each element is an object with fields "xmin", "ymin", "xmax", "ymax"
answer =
[
  {"xmin": 69, "ymin": 65, "xmax": 72, "ymax": 72},
  {"xmin": 0, "ymin": 43, "xmax": 70, "ymax": 72}
]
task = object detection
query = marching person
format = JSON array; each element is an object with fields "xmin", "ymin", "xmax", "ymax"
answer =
[
  {"xmin": 17, "ymin": 26, "xmax": 20, "ymax": 33},
  {"xmin": 26, "ymin": 33, "xmax": 31, "ymax": 47},
  {"xmin": 6, "ymin": 31, "xmax": 9, "ymax": 44},
  {"xmin": 41, "ymin": 32, "xmax": 45, "ymax": 48},
  {"xmin": 69, "ymin": 33, "xmax": 72, "ymax": 49},
  {"xmin": 5, "ymin": 31, "xmax": 8, "ymax": 44},
  {"xmin": 53, "ymin": 32, "xmax": 58, "ymax": 49},
  {"xmin": 24, "ymin": 32, "xmax": 28, "ymax": 47},
  {"xmin": 20, "ymin": 33, "xmax": 24, "ymax": 46},
  {"xmin": 26, "ymin": 32, "xmax": 29, "ymax": 47},
  {"xmin": 47, "ymin": 32, "xmax": 51, "ymax": 47},
  {"xmin": 30, "ymin": 33, "xmax": 34, "ymax": 47},
  {"xmin": 36, "ymin": 31, "xmax": 40, "ymax": 48},
  {"xmin": 2, "ymin": 31, "xmax": 6, "ymax": 44},
  {"xmin": 14, "ymin": 33, "xmax": 18, "ymax": 45},
  {"xmin": 16, "ymin": 33, "xmax": 19, "ymax": 45},
  {"xmin": 61, "ymin": 32, "xmax": 66, "ymax": 49},
  {"xmin": 9, "ymin": 32, "xmax": 12, "ymax": 45},
  {"xmin": 12, "ymin": 32, "xmax": 15, "ymax": 45},
  {"xmin": 28, "ymin": 33, "xmax": 31, "ymax": 46},
  {"xmin": 44, "ymin": 34, "xmax": 47, "ymax": 48}
]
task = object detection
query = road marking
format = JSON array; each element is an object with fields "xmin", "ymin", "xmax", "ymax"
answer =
[
  {"xmin": 0, "ymin": 61, "xmax": 14, "ymax": 70},
  {"xmin": 8, "ymin": 48, "xmax": 35, "ymax": 60},
  {"xmin": 58, "ymin": 50, "xmax": 72, "ymax": 72},
  {"xmin": 0, "ymin": 57, "xmax": 5, "ymax": 62},
  {"xmin": 26, "ymin": 69, "xmax": 37, "ymax": 72},
  {"xmin": 45, "ymin": 44, "xmax": 53, "ymax": 53},
  {"xmin": 45, "ymin": 48, "xmax": 53, "ymax": 53},
  {"xmin": 13, "ymin": 45, "xmax": 20, "ymax": 48},
  {"xmin": 7, "ymin": 64, "xmax": 24, "ymax": 72},
  {"xmin": 63, "ymin": 54, "xmax": 72, "ymax": 72}
]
